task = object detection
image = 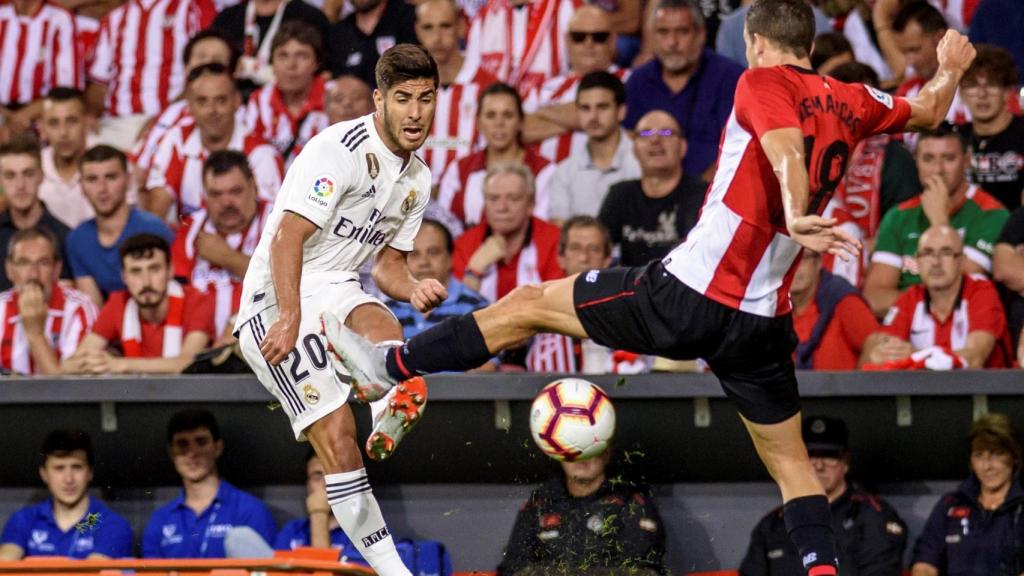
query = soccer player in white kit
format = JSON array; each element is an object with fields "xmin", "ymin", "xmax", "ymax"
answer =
[{"xmin": 234, "ymin": 44, "xmax": 445, "ymax": 576}]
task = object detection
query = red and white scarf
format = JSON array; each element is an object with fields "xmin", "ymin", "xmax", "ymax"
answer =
[{"xmin": 121, "ymin": 280, "xmax": 185, "ymax": 358}]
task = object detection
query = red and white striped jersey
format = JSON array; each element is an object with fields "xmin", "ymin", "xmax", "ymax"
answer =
[
  {"xmin": 452, "ymin": 216, "xmax": 564, "ymax": 302},
  {"xmin": 245, "ymin": 76, "xmax": 330, "ymax": 166},
  {"xmin": 88, "ymin": 0, "xmax": 215, "ymax": 117},
  {"xmin": 464, "ymin": 0, "xmax": 580, "ymax": 96},
  {"xmin": 664, "ymin": 66, "xmax": 912, "ymax": 318},
  {"xmin": 0, "ymin": 285, "xmax": 97, "ymax": 375},
  {"xmin": 171, "ymin": 200, "xmax": 272, "ymax": 336},
  {"xmin": 438, "ymin": 147, "xmax": 555, "ymax": 227},
  {"xmin": 523, "ymin": 66, "xmax": 630, "ymax": 163},
  {"xmin": 0, "ymin": 2, "xmax": 80, "ymax": 106},
  {"xmin": 133, "ymin": 99, "xmax": 191, "ymax": 172},
  {"xmin": 526, "ymin": 333, "xmax": 650, "ymax": 374},
  {"xmin": 421, "ymin": 63, "xmax": 498, "ymax": 185},
  {"xmin": 75, "ymin": 14, "xmax": 99, "ymax": 73},
  {"xmin": 881, "ymin": 274, "xmax": 1012, "ymax": 367},
  {"xmin": 146, "ymin": 121, "xmax": 284, "ymax": 218}
]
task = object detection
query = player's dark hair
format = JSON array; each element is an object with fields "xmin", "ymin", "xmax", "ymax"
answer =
[
  {"xmin": 166, "ymin": 409, "xmax": 221, "ymax": 443},
  {"xmin": 892, "ymin": 0, "xmax": 947, "ymax": 34},
  {"xmin": 183, "ymin": 28, "xmax": 239, "ymax": 73},
  {"xmin": 559, "ymin": 215, "xmax": 612, "ymax": 258},
  {"xmin": 651, "ymin": 0, "xmax": 704, "ymax": 29},
  {"xmin": 44, "ymin": 86, "xmax": 86, "ymax": 106},
  {"xmin": 203, "ymin": 149, "xmax": 255, "ymax": 182},
  {"xmin": 745, "ymin": 0, "xmax": 815, "ymax": 59},
  {"xmin": 119, "ymin": 233, "xmax": 170, "ymax": 266},
  {"xmin": 80, "ymin": 144, "xmax": 128, "ymax": 173},
  {"xmin": 917, "ymin": 121, "xmax": 968, "ymax": 153},
  {"xmin": 478, "ymin": 82, "xmax": 524, "ymax": 120},
  {"xmin": 375, "ymin": 43, "xmax": 439, "ymax": 92},
  {"xmin": 40, "ymin": 429, "xmax": 94, "ymax": 467},
  {"xmin": 828, "ymin": 62, "xmax": 880, "ymax": 88},
  {"xmin": 271, "ymin": 20, "xmax": 324, "ymax": 66},
  {"xmin": 577, "ymin": 71, "xmax": 626, "ymax": 106},
  {"xmin": 0, "ymin": 134, "xmax": 42, "ymax": 168},
  {"xmin": 963, "ymin": 44, "xmax": 1020, "ymax": 89},
  {"xmin": 6, "ymin": 227, "xmax": 60, "ymax": 262},
  {"xmin": 187, "ymin": 62, "xmax": 234, "ymax": 86},
  {"xmin": 810, "ymin": 32, "xmax": 852, "ymax": 71},
  {"xmin": 969, "ymin": 413, "xmax": 1022, "ymax": 473},
  {"xmin": 420, "ymin": 218, "xmax": 454, "ymax": 255}
]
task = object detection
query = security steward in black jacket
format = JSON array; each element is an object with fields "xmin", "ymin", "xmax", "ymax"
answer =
[{"xmin": 740, "ymin": 416, "xmax": 908, "ymax": 576}]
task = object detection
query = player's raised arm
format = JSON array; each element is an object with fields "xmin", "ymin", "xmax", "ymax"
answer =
[
  {"xmin": 260, "ymin": 212, "xmax": 317, "ymax": 365},
  {"xmin": 904, "ymin": 30, "xmax": 977, "ymax": 132}
]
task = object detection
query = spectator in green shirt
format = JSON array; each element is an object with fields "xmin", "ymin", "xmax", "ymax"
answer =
[{"xmin": 863, "ymin": 122, "xmax": 1009, "ymax": 318}]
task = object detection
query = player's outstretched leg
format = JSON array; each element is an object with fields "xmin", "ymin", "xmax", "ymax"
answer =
[{"xmin": 743, "ymin": 413, "xmax": 839, "ymax": 576}]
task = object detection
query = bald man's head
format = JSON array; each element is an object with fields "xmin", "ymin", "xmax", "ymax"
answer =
[
  {"xmin": 917, "ymin": 225, "xmax": 964, "ymax": 291},
  {"xmin": 416, "ymin": 0, "xmax": 461, "ymax": 64},
  {"xmin": 634, "ymin": 109, "xmax": 686, "ymax": 176},
  {"xmin": 567, "ymin": 4, "xmax": 615, "ymax": 74}
]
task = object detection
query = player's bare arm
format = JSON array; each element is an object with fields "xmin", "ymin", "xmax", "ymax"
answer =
[
  {"xmin": 372, "ymin": 245, "xmax": 446, "ymax": 313},
  {"xmin": 760, "ymin": 127, "xmax": 861, "ymax": 260},
  {"xmin": 260, "ymin": 211, "xmax": 317, "ymax": 365},
  {"xmin": 905, "ymin": 30, "xmax": 977, "ymax": 132}
]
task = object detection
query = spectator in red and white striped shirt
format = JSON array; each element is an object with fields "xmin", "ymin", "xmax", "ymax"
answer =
[
  {"xmin": 171, "ymin": 150, "xmax": 271, "ymax": 341},
  {"xmin": 245, "ymin": 21, "xmax": 329, "ymax": 166},
  {"xmin": 0, "ymin": 0, "xmax": 81, "ymax": 135},
  {"xmin": 145, "ymin": 63, "xmax": 284, "ymax": 221},
  {"xmin": 0, "ymin": 228, "xmax": 96, "ymax": 375},
  {"xmin": 522, "ymin": 4, "xmax": 630, "ymax": 163},
  {"xmin": 415, "ymin": 0, "xmax": 497, "ymax": 185},
  {"xmin": 323, "ymin": 74, "xmax": 374, "ymax": 125},
  {"xmin": 85, "ymin": 0, "xmax": 215, "ymax": 148}
]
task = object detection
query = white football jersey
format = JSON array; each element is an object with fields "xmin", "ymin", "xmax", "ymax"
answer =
[{"xmin": 236, "ymin": 114, "xmax": 431, "ymax": 326}]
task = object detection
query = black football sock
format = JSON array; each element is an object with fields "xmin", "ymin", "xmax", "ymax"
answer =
[
  {"xmin": 783, "ymin": 495, "xmax": 839, "ymax": 576},
  {"xmin": 385, "ymin": 314, "xmax": 492, "ymax": 380}
]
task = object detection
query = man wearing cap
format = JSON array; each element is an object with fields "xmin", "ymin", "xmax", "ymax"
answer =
[{"xmin": 739, "ymin": 416, "xmax": 908, "ymax": 576}]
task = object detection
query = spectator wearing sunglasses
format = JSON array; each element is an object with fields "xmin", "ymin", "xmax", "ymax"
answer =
[{"xmin": 597, "ymin": 110, "xmax": 704, "ymax": 267}]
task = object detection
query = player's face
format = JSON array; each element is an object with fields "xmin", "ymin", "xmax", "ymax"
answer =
[
  {"xmin": 40, "ymin": 99, "xmax": 87, "ymax": 162},
  {"xmin": 6, "ymin": 237, "xmax": 60, "ymax": 298},
  {"xmin": 305, "ymin": 455, "xmax": 326, "ymax": 495},
  {"xmin": 790, "ymin": 250, "xmax": 821, "ymax": 296},
  {"xmin": 375, "ymin": 78, "xmax": 437, "ymax": 152},
  {"xmin": 415, "ymin": 0, "xmax": 460, "ymax": 64},
  {"xmin": 576, "ymin": 87, "xmax": 622, "ymax": 142},
  {"xmin": 122, "ymin": 251, "xmax": 171, "ymax": 310},
  {"xmin": 186, "ymin": 37, "xmax": 233, "ymax": 73},
  {"xmin": 962, "ymin": 75, "xmax": 1012, "ymax": 123},
  {"xmin": 560, "ymin": 449, "xmax": 610, "ymax": 486},
  {"xmin": 970, "ymin": 443, "xmax": 1015, "ymax": 494},
  {"xmin": 483, "ymin": 172, "xmax": 533, "ymax": 236},
  {"xmin": 896, "ymin": 22, "xmax": 941, "ymax": 79},
  {"xmin": 809, "ymin": 452, "xmax": 848, "ymax": 497},
  {"xmin": 325, "ymin": 76, "xmax": 374, "ymax": 125},
  {"xmin": 272, "ymin": 39, "xmax": 318, "ymax": 96},
  {"xmin": 634, "ymin": 112, "xmax": 686, "ymax": 174},
  {"xmin": 188, "ymin": 74, "xmax": 240, "ymax": 141},
  {"xmin": 0, "ymin": 154, "xmax": 42, "ymax": 213},
  {"xmin": 916, "ymin": 229, "xmax": 963, "ymax": 291},
  {"xmin": 915, "ymin": 136, "xmax": 969, "ymax": 195},
  {"xmin": 169, "ymin": 428, "xmax": 223, "ymax": 484},
  {"xmin": 408, "ymin": 224, "xmax": 452, "ymax": 283},
  {"xmin": 651, "ymin": 7, "xmax": 705, "ymax": 74},
  {"xmin": 81, "ymin": 159, "xmax": 129, "ymax": 218},
  {"xmin": 559, "ymin": 225, "xmax": 610, "ymax": 277},
  {"xmin": 478, "ymin": 93, "xmax": 522, "ymax": 153},
  {"xmin": 39, "ymin": 451, "xmax": 93, "ymax": 508},
  {"xmin": 205, "ymin": 167, "xmax": 259, "ymax": 234},
  {"xmin": 566, "ymin": 7, "xmax": 614, "ymax": 75}
]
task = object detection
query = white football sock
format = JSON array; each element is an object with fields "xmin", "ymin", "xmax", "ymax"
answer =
[{"xmin": 325, "ymin": 469, "xmax": 411, "ymax": 576}]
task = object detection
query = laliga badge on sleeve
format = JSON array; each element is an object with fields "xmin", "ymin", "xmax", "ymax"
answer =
[
  {"xmin": 402, "ymin": 188, "xmax": 418, "ymax": 213},
  {"xmin": 305, "ymin": 175, "xmax": 336, "ymax": 209}
]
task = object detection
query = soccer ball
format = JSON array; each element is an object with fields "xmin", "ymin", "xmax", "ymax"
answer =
[{"xmin": 529, "ymin": 378, "xmax": 616, "ymax": 462}]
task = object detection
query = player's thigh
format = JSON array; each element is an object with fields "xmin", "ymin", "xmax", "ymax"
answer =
[{"xmin": 346, "ymin": 301, "xmax": 403, "ymax": 343}]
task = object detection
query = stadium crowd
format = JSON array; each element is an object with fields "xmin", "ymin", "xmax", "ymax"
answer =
[{"xmin": 1, "ymin": 0, "xmax": 1023, "ymax": 571}]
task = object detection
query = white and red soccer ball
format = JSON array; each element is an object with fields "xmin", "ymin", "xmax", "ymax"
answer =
[{"xmin": 529, "ymin": 378, "xmax": 616, "ymax": 461}]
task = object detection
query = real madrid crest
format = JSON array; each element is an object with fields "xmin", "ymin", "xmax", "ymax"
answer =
[
  {"xmin": 303, "ymin": 383, "xmax": 321, "ymax": 405},
  {"xmin": 365, "ymin": 153, "xmax": 379, "ymax": 179},
  {"xmin": 401, "ymin": 189, "xmax": 417, "ymax": 213}
]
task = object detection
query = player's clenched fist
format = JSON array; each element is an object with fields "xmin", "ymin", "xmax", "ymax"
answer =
[
  {"xmin": 937, "ymin": 29, "xmax": 976, "ymax": 74},
  {"xmin": 260, "ymin": 312, "xmax": 300, "ymax": 365},
  {"xmin": 410, "ymin": 278, "xmax": 447, "ymax": 314}
]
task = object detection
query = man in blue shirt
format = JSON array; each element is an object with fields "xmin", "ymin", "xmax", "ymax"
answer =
[
  {"xmin": 68, "ymin": 145, "xmax": 173, "ymax": 306},
  {"xmin": 624, "ymin": 0, "xmax": 744, "ymax": 181},
  {"xmin": 0, "ymin": 430, "xmax": 133, "ymax": 560},
  {"xmin": 142, "ymin": 409, "xmax": 276, "ymax": 558}
]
